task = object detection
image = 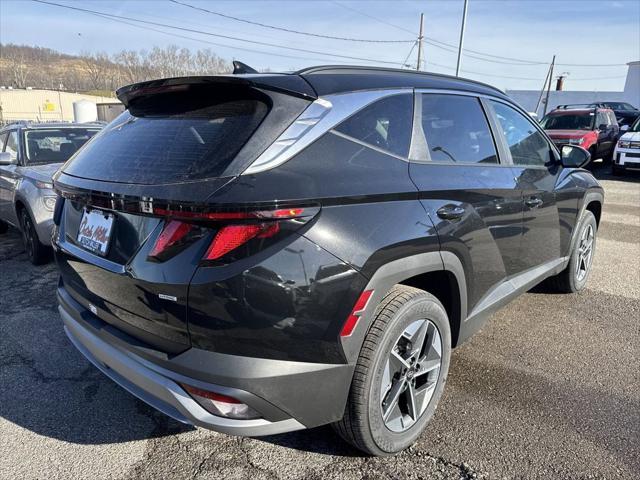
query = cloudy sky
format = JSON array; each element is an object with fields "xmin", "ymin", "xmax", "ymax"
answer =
[{"xmin": 1, "ymin": 0, "xmax": 639, "ymax": 91}]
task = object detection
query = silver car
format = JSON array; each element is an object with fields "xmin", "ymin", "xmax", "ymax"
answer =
[{"xmin": 0, "ymin": 122, "xmax": 102, "ymax": 264}]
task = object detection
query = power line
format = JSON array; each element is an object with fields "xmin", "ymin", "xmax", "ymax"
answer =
[
  {"xmin": 169, "ymin": 0, "xmax": 414, "ymax": 44},
  {"xmin": 331, "ymin": 0, "xmax": 417, "ymax": 35},
  {"xmin": 88, "ymin": 11, "xmax": 372, "ymax": 66},
  {"xmin": 427, "ymin": 60, "xmax": 628, "ymax": 82},
  {"xmin": 331, "ymin": 1, "xmax": 628, "ymax": 67},
  {"xmin": 32, "ymin": 0, "xmax": 405, "ymax": 66}
]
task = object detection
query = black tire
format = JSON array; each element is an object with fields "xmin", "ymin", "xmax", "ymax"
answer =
[
  {"xmin": 19, "ymin": 208, "xmax": 49, "ymax": 265},
  {"xmin": 548, "ymin": 210, "xmax": 597, "ymax": 293},
  {"xmin": 0, "ymin": 220, "xmax": 8, "ymax": 234},
  {"xmin": 333, "ymin": 285, "xmax": 451, "ymax": 456}
]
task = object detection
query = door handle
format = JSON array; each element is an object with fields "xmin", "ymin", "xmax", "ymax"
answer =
[
  {"xmin": 436, "ymin": 205, "xmax": 465, "ymax": 220},
  {"xmin": 525, "ymin": 197, "xmax": 543, "ymax": 208}
]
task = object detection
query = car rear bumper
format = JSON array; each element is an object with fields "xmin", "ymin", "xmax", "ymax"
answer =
[{"xmin": 58, "ymin": 286, "xmax": 354, "ymax": 435}]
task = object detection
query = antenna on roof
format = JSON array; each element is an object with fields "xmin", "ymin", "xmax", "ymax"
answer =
[{"xmin": 232, "ymin": 61, "xmax": 258, "ymax": 74}]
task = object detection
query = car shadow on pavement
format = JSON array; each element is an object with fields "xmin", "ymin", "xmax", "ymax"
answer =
[
  {"xmin": 588, "ymin": 161, "xmax": 640, "ymax": 183},
  {"xmin": 0, "ymin": 228, "xmax": 194, "ymax": 445}
]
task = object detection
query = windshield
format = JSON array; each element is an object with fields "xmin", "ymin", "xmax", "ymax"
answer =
[
  {"xmin": 24, "ymin": 128, "xmax": 100, "ymax": 165},
  {"xmin": 630, "ymin": 116, "xmax": 640, "ymax": 132},
  {"xmin": 540, "ymin": 113, "xmax": 594, "ymax": 130}
]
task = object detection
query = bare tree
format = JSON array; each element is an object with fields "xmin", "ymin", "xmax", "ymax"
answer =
[
  {"xmin": 80, "ymin": 51, "xmax": 113, "ymax": 90},
  {"xmin": 3, "ymin": 49, "xmax": 30, "ymax": 88}
]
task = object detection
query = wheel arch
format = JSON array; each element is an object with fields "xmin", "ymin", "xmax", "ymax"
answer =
[{"xmin": 340, "ymin": 251, "xmax": 468, "ymax": 362}]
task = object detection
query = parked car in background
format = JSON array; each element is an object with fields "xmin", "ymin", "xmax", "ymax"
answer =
[
  {"xmin": 541, "ymin": 105, "xmax": 619, "ymax": 162},
  {"xmin": 52, "ymin": 65, "xmax": 603, "ymax": 456},
  {"xmin": 613, "ymin": 115, "xmax": 640, "ymax": 175},
  {"xmin": 588, "ymin": 102, "xmax": 640, "ymax": 130},
  {"xmin": 0, "ymin": 122, "xmax": 102, "ymax": 264}
]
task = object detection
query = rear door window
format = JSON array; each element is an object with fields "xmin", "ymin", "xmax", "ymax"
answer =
[
  {"xmin": 333, "ymin": 94, "xmax": 413, "ymax": 158},
  {"xmin": 490, "ymin": 101, "xmax": 552, "ymax": 167},
  {"xmin": 419, "ymin": 94, "xmax": 497, "ymax": 164},
  {"xmin": 63, "ymin": 89, "xmax": 269, "ymax": 184}
]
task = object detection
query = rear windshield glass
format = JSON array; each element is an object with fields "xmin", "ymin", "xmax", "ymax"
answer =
[
  {"xmin": 63, "ymin": 88, "xmax": 269, "ymax": 184},
  {"xmin": 25, "ymin": 128, "xmax": 100, "ymax": 165},
  {"xmin": 540, "ymin": 113, "xmax": 594, "ymax": 130}
]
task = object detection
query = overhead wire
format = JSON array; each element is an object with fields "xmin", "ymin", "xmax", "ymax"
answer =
[
  {"xmin": 31, "ymin": 0, "xmax": 406, "ymax": 66},
  {"xmin": 169, "ymin": 0, "xmax": 415, "ymax": 44}
]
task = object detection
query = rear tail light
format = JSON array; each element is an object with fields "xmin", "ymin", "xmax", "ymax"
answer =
[
  {"xmin": 204, "ymin": 223, "xmax": 279, "ymax": 260},
  {"xmin": 340, "ymin": 289, "xmax": 374, "ymax": 337},
  {"xmin": 148, "ymin": 205, "xmax": 318, "ymax": 263},
  {"xmin": 181, "ymin": 384, "xmax": 261, "ymax": 420}
]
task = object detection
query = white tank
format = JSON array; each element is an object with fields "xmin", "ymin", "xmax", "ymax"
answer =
[{"xmin": 73, "ymin": 100, "xmax": 98, "ymax": 123}]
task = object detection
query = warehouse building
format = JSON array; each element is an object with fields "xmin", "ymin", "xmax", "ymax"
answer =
[
  {"xmin": 0, "ymin": 88, "xmax": 123, "ymax": 124},
  {"xmin": 507, "ymin": 61, "xmax": 640, "ymax": 116}
]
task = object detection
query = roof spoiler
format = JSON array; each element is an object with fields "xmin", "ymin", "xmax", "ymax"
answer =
[
  {"xmin": 232, "ymin": 61, "xmax": 258, "ymax": 74},
  {"xmin": 116, "ymin": 74, "xmax": 316, "ymax": 108}
]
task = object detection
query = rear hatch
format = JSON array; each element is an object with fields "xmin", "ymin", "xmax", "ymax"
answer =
[{"xmin": 54, "ymin": 75, "xmax": 315, "ymax": 353}]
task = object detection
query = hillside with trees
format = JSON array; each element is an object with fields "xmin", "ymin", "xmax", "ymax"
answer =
[{"xmin": 0, "ymin": 44, "xmax": 232, "ymax": 95}]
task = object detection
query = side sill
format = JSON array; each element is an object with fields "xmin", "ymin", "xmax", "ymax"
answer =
[{"xmin": 457, "ymin": 256, "xmax": 569, "ymax": 344}]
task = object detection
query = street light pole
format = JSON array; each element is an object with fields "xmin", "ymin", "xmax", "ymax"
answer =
[{"xmin": 455, "ymin": 0, "xmax": 469, "ymax": 77}]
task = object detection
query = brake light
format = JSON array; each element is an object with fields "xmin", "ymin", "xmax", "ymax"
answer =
[
  {"xmin": 204, "ymin": 223, "xmax": 279, "ymax": 260},
  {"xmin": 148, "ymin": 220, "xmax": 194, "ymax": 260},
  {"xmin": 150, "ymin": 205, "xmax": 318, "ymax": 263},
  {"xmin": 340, "ymin": 290, "xmax": 374, "ymax": 337}
]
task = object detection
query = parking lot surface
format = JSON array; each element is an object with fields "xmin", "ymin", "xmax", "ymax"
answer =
[{"xmin": 0, "ymin": 165, "xmax": 638, "ymax": 480}]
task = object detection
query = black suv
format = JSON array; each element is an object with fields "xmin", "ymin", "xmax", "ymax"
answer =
[
  {"xmin": 53, "ymin": 66, "xmax": 603, "ymax": 456},
  {"xmin": 588, "ymin": 101, "xmax": 639, "ymax": 129}
]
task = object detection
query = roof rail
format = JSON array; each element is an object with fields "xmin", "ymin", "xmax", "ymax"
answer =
[
  {"xmin": 556, "ymin": 103, "xmax": 603, "ymax": 110},
  {"xmin": 294, "ymin": 65, "xmax": 505, "ymax": 95}
]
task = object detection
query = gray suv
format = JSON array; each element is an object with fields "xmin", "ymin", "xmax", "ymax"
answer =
[{"xmin": 0, "ymin": 122, "xmax": 102, "ymax": 264}]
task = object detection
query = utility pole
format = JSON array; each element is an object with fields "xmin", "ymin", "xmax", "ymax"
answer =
[
  {"xmin": 416, "ymin": 13, "xmax": 424, "ymax": 71},
  {"xmin": 534, "ymin": 63, "xmax": 552, "ymax": 115},
  {"xmin": 543, "ymin": 55, "xmax": 556, "ymax": 116},
  {"xmin": 455, "ymin": 0, "xmax": 469, "ymax": 77}
]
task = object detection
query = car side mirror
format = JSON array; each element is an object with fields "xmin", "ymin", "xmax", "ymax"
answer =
[
  {"xmin": 620, "ymin": 124, "xmax": 630, "ymax": 133},
  {"xmin": 0, "ymin": 152, "xmax": 17, "ymax": 165},
  {"xmin": 561, "ymin": 145, "xmax": 590, "ymax": 168}
]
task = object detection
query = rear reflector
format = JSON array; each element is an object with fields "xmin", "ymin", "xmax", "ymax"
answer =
[
  {"xmin": 204, "ymin": 223, "xmax": 279, "ymax": 260},
  {"xmin": 181, "ymin": 384, "xmax": 261, "ymax": 420},
  {"xmin": 340, "ymin": 290, "xmax": 374, "ymax": 337}
]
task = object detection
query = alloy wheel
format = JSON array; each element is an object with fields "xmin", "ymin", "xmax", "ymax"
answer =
[
  {"xmin": 380, "ymin": 319, "xmax": 442, "ymax": 433},
  {"xmin": 576, "ymin": 223, "xmax": 594, "ymax": 282},
  {"xmin": 21, "ymin": 212, "xmax": 36, "ymax": 261}
]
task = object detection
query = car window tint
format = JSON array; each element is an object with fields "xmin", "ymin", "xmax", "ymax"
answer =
[
  {"xmin": 334, "ymin": 94, "xmax": 413, "ymax": 157},
  {"xmin": 5, "ymin": 131, "xmax": 19, "ymax": 161},
  {"xmin": 24, "ymin": 129, "xmax": 99, "ymax": 165},
  {"xmin": 0, "ymin": 133, "xmax": 8, "ymax": 151},
  {"xmin": 491, "ymin": 101, "xmax": 552, "ymax": 167},
  {"xmin": 420, "ymin": 94, "xmax": 497, "ymax": 164}
]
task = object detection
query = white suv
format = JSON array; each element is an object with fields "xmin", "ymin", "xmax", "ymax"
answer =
[{"xmin": 613, "ymin": 117, "xmax": 640, "ymax": 175}]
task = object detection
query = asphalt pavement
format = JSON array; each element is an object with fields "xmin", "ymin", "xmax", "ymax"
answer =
[{"xmin": 1, "ymin": 163, "xmax": 638, "ymax": 480}]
